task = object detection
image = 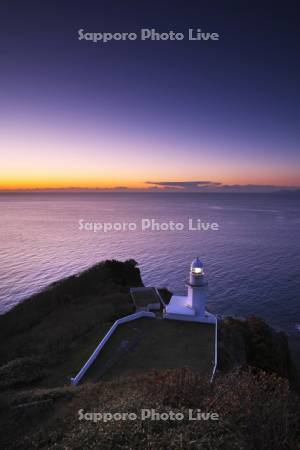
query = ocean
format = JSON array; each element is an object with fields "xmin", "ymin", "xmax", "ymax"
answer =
[{"xmin": 0, "ymin": 192, "xmax": 299, "ymax": 359}]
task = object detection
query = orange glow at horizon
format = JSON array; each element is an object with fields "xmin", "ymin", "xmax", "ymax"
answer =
[
  {"xmin": 0, "ymin": 177, "xmax": 146, "ymax": 190},
  {"xmin": 1, "ymin": 173, "xmax": 300, "ymax": 190},
  {"xmin": 1, "ymin": 158, "xmax": 300, "ymax": 190},
  {"xmin": 1, "ymin": 120, "xmax": 300, "ymax": 190}
]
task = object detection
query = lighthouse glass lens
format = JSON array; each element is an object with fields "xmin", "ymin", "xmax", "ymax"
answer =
[{"xmin": 193, "ymin": 268, "xmax": 202, "ymax": 274}]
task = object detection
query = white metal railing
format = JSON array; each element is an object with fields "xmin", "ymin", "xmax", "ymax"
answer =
[
  {"xmin": 70, "ymin": 311, "xmax": 156, "ymax": 385},
  {"xmin": 210, "ymin": 315, "xmax": 218, "ymax": 383},
  {"xmin": 154, "ymin": 288, "xmax": 167, "ymax": 307}
]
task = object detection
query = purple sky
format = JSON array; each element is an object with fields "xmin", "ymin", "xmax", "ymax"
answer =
[{"xmin": 0, "ymin": 1, "xmax": 299, "ymax": 190}]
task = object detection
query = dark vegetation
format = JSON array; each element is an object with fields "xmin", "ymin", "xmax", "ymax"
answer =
[
  {"xmin": 82, "ymin": 319, "xmax": 215, "ymax": 382},
  {"xmin": 0, "ymin": 259, "xmax": 141, "ymax": 388},
  {"xmin": 219, "ymin": 316, "xmax": 298, "ymax": 387},
  {"xmin": 0, "ymin": 260, "xmax": 299, "ymax": 449},
  {"xmin": 0, "ymin": 368, "xmax": 299, "ymax": 449}
]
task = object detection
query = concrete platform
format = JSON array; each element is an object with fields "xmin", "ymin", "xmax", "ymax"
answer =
[{"xmin": 164, "ymin": 295, "xmax": 216, "ymax": 323}]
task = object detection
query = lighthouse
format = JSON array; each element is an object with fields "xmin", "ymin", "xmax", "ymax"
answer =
[
  {"xmin": 163, "ymin": 257, "xmax": 214, "ymax": 323},
  {"xmin": 187, "ymin": 257, "xmax": 207, "ymax": 318}
]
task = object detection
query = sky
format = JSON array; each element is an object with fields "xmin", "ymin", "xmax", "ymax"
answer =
[{"xmin": 0, "ymin": 1, "xmax": 299, "ymax": 191}]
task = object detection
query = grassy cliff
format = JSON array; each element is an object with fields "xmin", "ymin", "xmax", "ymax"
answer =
[
  {"xmin": 0, "ymin": 259, "xmax": 141, "ymax": 388},
  {"xmin": 0, "ymin": 260, "xmax": 299, "ymax": 449}
]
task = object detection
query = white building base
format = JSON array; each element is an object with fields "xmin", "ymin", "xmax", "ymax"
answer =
[{"xmin": 163, "ymin": 295, "xmax": 215, "ymax": 324}]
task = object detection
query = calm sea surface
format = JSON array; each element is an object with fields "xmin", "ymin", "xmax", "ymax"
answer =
[{"xmin": 1, "ymin": 192, "xmax": 299, "ymax": 358}]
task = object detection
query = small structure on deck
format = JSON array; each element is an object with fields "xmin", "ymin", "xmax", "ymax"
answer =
[{"xmin": 130, "ymin": 287, "xmax": 163, "ymax": 312}]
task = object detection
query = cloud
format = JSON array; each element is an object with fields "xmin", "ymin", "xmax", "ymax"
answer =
[
  {"xmin": 219, "ymin": 184, "xmax": 297, "ymax": 192},
  {"xmin": 145, "ymin": 181, "xmax": 222, "ymax": 190},
  {"xmin": 145, "ymin": 181, "xmax": 300, "ymax": 193}
]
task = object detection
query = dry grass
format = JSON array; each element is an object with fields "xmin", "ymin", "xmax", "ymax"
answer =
[
  {"xmin": 83, "ymin": 318, "xmax": 215, "ymax": 382},
  {"xmin": 0, "ymin": 368, "xmax": 298, "ymax": 449}
]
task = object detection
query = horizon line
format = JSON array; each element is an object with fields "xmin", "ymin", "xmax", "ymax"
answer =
[{"xmin": 0, "ymin": 186, "xmax": 300, "ymax": 194}]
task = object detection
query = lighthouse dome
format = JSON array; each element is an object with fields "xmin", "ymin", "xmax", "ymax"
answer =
[{"xmin": 190, "ymin": 257, "xmax": 204, "ymax": 275}]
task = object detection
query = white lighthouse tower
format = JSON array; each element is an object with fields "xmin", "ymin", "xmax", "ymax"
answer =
[
  {"xmin": 187, "ymin": 257, "xmax": 206, "ymax": 317},
  {"xmin": 163, "ymin": 257, "xmax": 214, "ymax": 323}
]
